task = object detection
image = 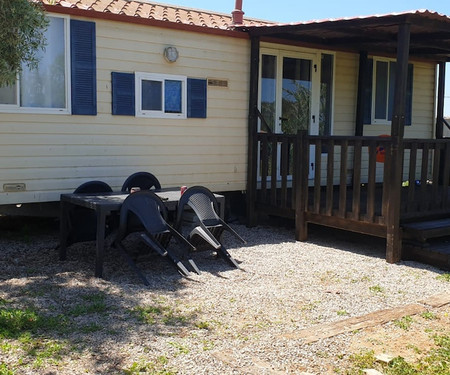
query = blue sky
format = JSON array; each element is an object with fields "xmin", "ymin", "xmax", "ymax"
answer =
[
  {"xmin": 159, "ymin": 0, "xmax": 450, "ymax": 115},
  {"xmin": 156, "ymin": 0, "xmax": 450, "ymax": 22}
]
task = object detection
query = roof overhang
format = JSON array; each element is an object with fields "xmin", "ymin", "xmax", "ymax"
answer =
[{"xmin": 238, "ymin": 10, "xmax": 450, "ymax": 62}]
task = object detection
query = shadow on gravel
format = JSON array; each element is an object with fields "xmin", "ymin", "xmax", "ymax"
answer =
[
  {"xmin": 249, "ymin": 215, "xmax": 444, "ymax": 273},
  {"xmin": 0, "ymin": 215, "xmax": 207, "ymax": 373}
]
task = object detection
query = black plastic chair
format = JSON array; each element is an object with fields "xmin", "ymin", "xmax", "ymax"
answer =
[
  {"xmin": 67, "ymin": 181, "xmax": 113, "ymax": 245},
  {"xmin": 112, "ymin": 191, "xmax": 194, "ymax": 285},
  {"xmin": 175, "ymin": 186, "xmax": 246, "ymax": 271},
  {"xmin": 74, "ymin": 180, "xmax": 113, "ymax": 194},
  {"xmin": 121, "ymin": 172, "xmax": 161, "ymax": 192}
]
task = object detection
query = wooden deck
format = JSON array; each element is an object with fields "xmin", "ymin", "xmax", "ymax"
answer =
[{"xmin": 248, "ymin": 132, "xmax": 450, "ymax": 266}]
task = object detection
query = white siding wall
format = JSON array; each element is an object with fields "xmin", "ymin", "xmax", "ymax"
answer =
[
  {"xmin": 0, "ymin": 16, "xmax": 250, "ymax": 205},
  {"xmin": 0, "ymin": 15, "xmax": 438, "ymax": 205}
]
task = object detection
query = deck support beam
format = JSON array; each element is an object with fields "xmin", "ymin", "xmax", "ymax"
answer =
[
  {"xmin": 355, "ymin": 51, "xmax": 368, "ymax": 136},
  {"xmin": 295, "ymin": 130, "xmax": 309, "ymax": 241},
  {"xmin": 436, "ymin": 62, "xmax": 445, "ymax": 140},
  {"xmin": 246, "ymin": 36, "xmax": 260, "ymax": 227},
  {"xmin": 386, "ymin": 22, "xmax": 410, "ymax": 263}
]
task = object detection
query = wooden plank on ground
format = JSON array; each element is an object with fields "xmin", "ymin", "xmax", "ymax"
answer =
[
  {"xmin": 420, "ymin": 292, "xmax": 450, "ymax": 308},
  {"xmin": 281, "ymin": 303, "xmax": 426, "ymax": 343},
  {"xmin": 281, "ymin": 293, "xmax": 450, "ymax": 343}
]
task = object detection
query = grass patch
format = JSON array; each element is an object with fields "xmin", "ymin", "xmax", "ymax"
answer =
[
  {"xmin": 195, "ymin": 321, "xmax": 211, "ymax": 330},
  {"xmin": 0, "ymin": 303, "xmax": 71, "ymax": 371},
  {"xmin": 345, "ymin": 334, "xmax": 450, "ymax": 374},
  {"xmin": 0, "ymin": 307, "xmax": 40, "ymax": 338},
  {"xmin": 79, "ymin": 323, "xmax": 103, "ymax": 334},
  {"xmin": 421, "ymin": 311, "xmax": 438, "ymax": 320},
  {"xmin": 123, "ymin": 356, "xmax": 176, "ymax": 375},
  {"xmin": 133, "ymin": 300, "xmax": 196, "ymax": 327},
  {"xmin": 0, "ymin": 362, "xmax": 15, "ymax": 375},
  {"xmin": 369, "ymin": 285, "xmax": 385, "ymax": 294},
  {"xmin": 436, "ymin": 273, "xmax": 450, "ymax": 282},
  {"xmin": 393, "ymin": 315, "xmax": 414, "ymax": 330},
  {"xmin": 68, "ymin": 293, "xmax": 108, "ymax": 317},
  {"xmin": 168, "ymin": 341, "xmax": 189, "ymax": 356}
]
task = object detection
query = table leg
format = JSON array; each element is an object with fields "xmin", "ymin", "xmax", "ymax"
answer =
[
  {"xmin": 94, "ymin": 209, "xmax": 107, "ymax": 278},
  {"xmin": 59, "ymin": 200, "xmax": 70, "ymax": 261}
]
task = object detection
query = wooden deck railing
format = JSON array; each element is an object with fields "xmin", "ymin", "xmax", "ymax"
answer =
[
  {"xmin": 401, "ymin": 139, "xmax": 450, "ymax": 219},
  {"xmin": 254, "ymin": 132, "xmax": 450, "ymax": 239}
]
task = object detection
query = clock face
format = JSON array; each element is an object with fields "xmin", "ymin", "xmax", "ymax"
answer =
[{"xmin": 165, "ymin": 47, "xmax": 178, "ymax": 62}]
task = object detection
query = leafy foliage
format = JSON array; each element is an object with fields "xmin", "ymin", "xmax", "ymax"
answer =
[{"xmin": 0, "ymin": 0, "xmax": 48, "ymax": 86}]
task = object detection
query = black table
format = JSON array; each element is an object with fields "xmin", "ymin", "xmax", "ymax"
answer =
[{"xmin": 59, "ymin": 188, "xmax": 225, "ymax": 278}]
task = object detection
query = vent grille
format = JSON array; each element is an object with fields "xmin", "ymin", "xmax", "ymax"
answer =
[{"xmin": 208, "ymin": 79, "xmax": 228, "ymax": 88}]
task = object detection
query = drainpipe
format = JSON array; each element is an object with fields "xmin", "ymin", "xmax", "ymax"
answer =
[{"xmin": 232, "ymin": 0, "xmax": 244, "ymax": 25}]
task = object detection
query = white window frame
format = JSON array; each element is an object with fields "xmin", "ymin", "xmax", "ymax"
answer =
[
  {"xmin": 319, "ymin": 51, "xmax": 335, "ymax": 138},
  {"xmin": 371, "ymin": 57, "xmax": 395, "ymax": 125},
  {"xmin": 0, "ymin": 15, "xmax": 71, "ymax": 115},
  {"xmin": 135, "ymin": 72, "xmax": 187, "ymax": 119}
]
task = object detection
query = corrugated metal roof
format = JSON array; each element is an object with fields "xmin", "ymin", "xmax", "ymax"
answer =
[
  {"xmin": 241, "ymin": 9, "xmax": 450, "ymax": 29},
  {"xmin": 238, "ymin": 9, "xmax": 450, "ymax": 61}
]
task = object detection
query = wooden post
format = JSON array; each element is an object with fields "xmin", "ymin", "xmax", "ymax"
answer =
[
  {"xmin": 295, "ymin": 130, "xmax": 309, "ymax": 241},
  {"xmin": 246, "ymin": 36, "xmax": 260, "ymax": 227},
  {"xmin": 355, "ymin": 51, "xmax": 368, "ymax": 136},
  {"xmin": 436, "ymin": 62, "xmax": 445, "ymax": 140},
  {"xmin": 386, "ymin": 22, "xmax": 410, "ymax": 263}
]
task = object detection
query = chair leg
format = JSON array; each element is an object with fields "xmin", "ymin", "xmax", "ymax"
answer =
[
  {"xmin": 217, "ymin": 245, "xmax": 240, "ymax": 269},
  {"xmin": 164, "ymin": 249, "xmax": 191, "ymax": 277},
  {"xmin": 115, "ymin": 242, "xmax": 150, "ymax": 286},
  {"xmin": 187, "ymin": 257, "xmax": 201, "ymax": 275}
]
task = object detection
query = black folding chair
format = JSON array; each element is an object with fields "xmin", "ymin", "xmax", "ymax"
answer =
[
  {"xmin": 121, "ymin": 171, "xmax": 161, "ymax": 192},
  {"xmin": 112, "ymin": 191, "xmax": 194, "ymax": 285},
  {"xmin": 67, "ymin": 180, "xmax": 113, "ymax": 245},
  {"xmin": 175, "ymin": 186, "xmax": 246, "ymax": 271}
]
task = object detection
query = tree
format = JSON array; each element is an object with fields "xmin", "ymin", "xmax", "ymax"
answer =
[{"xmin": 0, "ymin": 0, "xmax": 48, "ymax": 87}]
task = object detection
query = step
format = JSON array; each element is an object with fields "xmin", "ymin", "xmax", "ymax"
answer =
[{"xmin": 402, "ymin": 218, "xmax": 450, "ymax": 243}]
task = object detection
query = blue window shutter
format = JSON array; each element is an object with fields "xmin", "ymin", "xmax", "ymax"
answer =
[
  {"xmin": 71, "ymin": 20, "xmax": 97, "ymax": 115},
  {"xmin": 187, "ymin": 78, "xmax": 207, "ymax": 118},
  {"xmin": 363, "ymin": 59, "xmax": 373, "ymax": 124},
  {"xmin": 111, "ymin": 72, "xmax": 135, "ymax": 116}
]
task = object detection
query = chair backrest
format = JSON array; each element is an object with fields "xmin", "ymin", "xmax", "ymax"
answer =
[
  {"xmin": 119, "ymin": 191, "xmax": 169, "ymax": 235},
  {"xmin": 121, "ymin": 172, "xmax": 161, "ymax": 192},
  {"xmin": 69, "ymin": 181, "xmax": 113, "ymax": 244},
  {"xmin": 176, "ymin": 186, "xmax": 220, "ymax": 228},
  {"xmin": 74, "ymin": 180, "xmax": 113, "ymax": 194}
]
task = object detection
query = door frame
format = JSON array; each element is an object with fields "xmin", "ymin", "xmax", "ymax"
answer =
[{"xmin": 258, "ymin": 48, "xmax": 321, "ymax": 181}]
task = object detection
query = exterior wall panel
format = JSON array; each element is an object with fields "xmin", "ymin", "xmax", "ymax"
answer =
[{"xmin": 0, "ymin": 16, "xmax": 250, "ymax": 204}]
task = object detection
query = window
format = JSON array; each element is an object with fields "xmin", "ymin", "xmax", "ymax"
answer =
[
  {"xmin": 135, "ymin": 73, "xmax": 187, "ymax": 118},
  {"xmin": 112, "ymin": 72, "xmax": 206, "ymax": 118},
  {"xmin": 0, "ymin": 17, "xmax": 97, "ymax": 115},
  {"xmin": 0, "ymin": 16, "xmax": 70, "ymax": 113},
  {"xmin": 364, "ymin": 58, "xmax": 413, "ymax": 125}
]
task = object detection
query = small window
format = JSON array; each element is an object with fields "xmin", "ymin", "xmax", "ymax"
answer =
[
  {"xmin": 0, "ymin": 16, "xmax": 70, "ymax": 114},
  {"xmin": 366, "ymin": 58, "xmax": 413, "ymax": 125},
  {"xmin": 135, "ymin": 73, "xmax": 187, "ymax": 118}
]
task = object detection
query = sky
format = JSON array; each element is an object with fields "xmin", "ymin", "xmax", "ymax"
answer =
[
  {"xmin": 156, "ymin": 0, "xmax": 450, "ymax": 116},
  {"xmin": 155, "ymin": 0, "xmax": 450, "ymax": 22}
]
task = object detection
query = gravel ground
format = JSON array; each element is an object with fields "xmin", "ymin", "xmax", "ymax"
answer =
[{"xmin": 0, "ymin": 217, "xmax": 449, "ymax": 374}]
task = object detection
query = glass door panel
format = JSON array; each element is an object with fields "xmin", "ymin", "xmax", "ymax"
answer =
[
  {"xmin": 260, "ymin": 54, "xmax": 277, "ymax": 133},
  {"xmin": 281, "ymin": 57, "xmax": 312, "ymax": 135},
  {"xmin": 258, "ymin": 50, "xmax": 318, "ymax": 182}
]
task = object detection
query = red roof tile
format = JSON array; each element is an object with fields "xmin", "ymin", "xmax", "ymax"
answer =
[{"xmin": 39, "ymin": 0, "xmax": 273, "ymax": 30}]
